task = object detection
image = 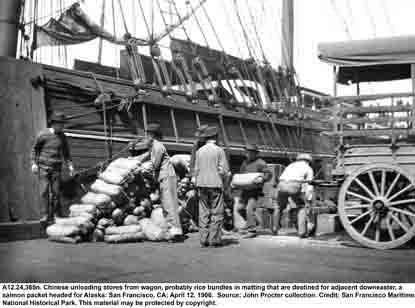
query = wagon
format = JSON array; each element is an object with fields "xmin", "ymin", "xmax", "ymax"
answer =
[{"xmin": 318, "ymin": 35, "xmax": 415, "ymax": 249}]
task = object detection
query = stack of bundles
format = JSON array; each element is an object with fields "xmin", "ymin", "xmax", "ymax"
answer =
[
  {"xmin": 170, "ymin": 154, "xmax": 198, "ymax": 233},
  {"xmin": 170, "ymin": 154, "xmax": 190, "ymax": 179},
  {"xmin": 50, "ymin": 156, "xmax": 176, "ymax": 243},
  {"xmin": 46, "ymin": 213, "xmax": 96, "ymax": 243},
  {"xmin": 231, "ymin": 172, "xmax": 264, "ymax": 190}
]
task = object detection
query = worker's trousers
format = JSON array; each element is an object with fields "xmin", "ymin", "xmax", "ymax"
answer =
[
  {"xmin": 273, "ymin": 181, "xmax": 313, "ymax": 236},
  {"xmin": 160, "ymin": 176, "xmax": 183, "ymax": 236},
  {"xmin": 38, "ymin": 169, "xmax": 63, "ymax": 222},
  {"xmin": 235, "ymin": 197, "xmax": 260, "ymax": 231},
  {"xmin": 198, "ymin": 187, "xmax": 224, "ymax": 246}
]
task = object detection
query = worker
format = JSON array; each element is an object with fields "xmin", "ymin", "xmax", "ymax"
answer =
[
  {"xmin": 194, "ymin": 126, "xmax": 230, "ymax": 247},
  {"xmin": 272, "ymin": 153, "xmax": 314, "ymax": 238},
  {"xmin": 235, "ymin": 144, "xmax": 272, "ymax": 237},
  {"xmin": 31, "ymin": 112, "xmax": 74, "ymax": 224},
  {"xmin": 189, "ymin": 124, "xmax": 209, "ymax": 177},
  {"xmin": 135, "ymin": 123, "xmax": 183, "ymax": 242}
]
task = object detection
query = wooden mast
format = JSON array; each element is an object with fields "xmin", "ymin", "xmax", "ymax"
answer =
[
  {"xmin": 0, "ymin": 0, "xmax": 22, "ymax": 57},
  {"xmin": 281, "ymin": 0, "xmax": 294, "ymax": 71}
]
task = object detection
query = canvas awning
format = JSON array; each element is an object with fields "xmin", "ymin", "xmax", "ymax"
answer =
[{"xmin": 318, "ymin": 35, "xmax": 415, "ymax": 84}]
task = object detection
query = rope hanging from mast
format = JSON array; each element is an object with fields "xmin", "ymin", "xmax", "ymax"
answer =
[{"xmin": 117, "ymin": 0, "xmax": 130, "ymax": 36}]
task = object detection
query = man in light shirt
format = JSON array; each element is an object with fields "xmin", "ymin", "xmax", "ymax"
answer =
[
  {"xmin": 194, "ymin": 126, "xmax": 230, "ymax": 247},
  {"xmin": 272, "ymin": 153, "xmax": 314, "ymax": 238}
]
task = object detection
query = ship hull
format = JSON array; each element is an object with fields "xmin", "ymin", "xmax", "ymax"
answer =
[{"xmin": 0, "ymin": 56, "xmax": 333, "ymax": 227}]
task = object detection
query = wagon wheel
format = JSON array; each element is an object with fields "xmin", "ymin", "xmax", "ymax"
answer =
[{"xmin": 338, "ymin": 163, "xmax": 415, "ymax": 249}]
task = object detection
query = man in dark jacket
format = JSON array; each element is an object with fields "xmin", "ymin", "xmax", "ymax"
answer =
[
  {"xmin": 235, "ymin": 144, "xmax": 271, "ymax": 237},
  {"xmin": 194, "ymin": 126, "xmax": 230, "ymax": 247},
  {"xmin": 31, "ymin": 112, "xmax": 74, "ymax": 224}
]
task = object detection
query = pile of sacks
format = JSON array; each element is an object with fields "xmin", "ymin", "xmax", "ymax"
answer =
[
  {"xmin": 46, "ymin": 157, "xmax": 169, "ymax": 243},
  {"xmin": 46, "ymin": 154, "xmax": 199, "ymax": 244}
]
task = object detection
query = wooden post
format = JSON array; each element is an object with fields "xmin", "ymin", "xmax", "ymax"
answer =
[
  {"xmin": 333, "ymin": 66, "xmax": 338, "ymax": 97},
  {"xmin": 257, "ymin": 123, "xmax": 268, "ymax": 150},
  {"xmin": 170, "ymin": 108, "xmax": 179, "ymax": 142},
  {"xmin": 218, "ymin": 115, "xmax": 230, "ymax": 161},
  {"xmin": 239, "ymin": 120, "xmax": 248, "ymax": 145},
  {"xmin": 142, "ymin": 103, "xmax": 148, "ymax": 137},
  {"xmin": 195, "ymin": 112, "xmax": 201, "ymax": 128},
  {"xmin": 411, "ymin": 64, "xmax": 415, "ymax": 130}
]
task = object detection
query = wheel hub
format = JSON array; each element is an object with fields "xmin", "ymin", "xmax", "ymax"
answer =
[{"xmin": 372, "ymin": 198, "xmax": 389, "ymax": 215}]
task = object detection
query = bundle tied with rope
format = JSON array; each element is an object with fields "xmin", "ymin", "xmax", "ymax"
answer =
[{"xmin": 47, "ymin": 152, "xmax": 200, "ymax": 244}]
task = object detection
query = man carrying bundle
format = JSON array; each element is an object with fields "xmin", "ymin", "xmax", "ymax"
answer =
[
  {"xmin": 194, "ymin": 126, "xmax": 230, "ymax": 247},
  {"xmin": 133, "ymin": 123, "xmax": 183, "ymax": 242},
  {"xmin": 235, "ymin": 144, "xmax": 272, "ymax": 237},
  {"xmin": 272, "ymin": 153, "xmax": 314, "ymax": 238},
  {"xmin": 31, "ymin": 112, "xmax": 74, "ymax": 224}
]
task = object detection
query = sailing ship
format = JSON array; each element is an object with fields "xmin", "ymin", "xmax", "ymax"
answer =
[{"xmin": 0, "ymin": 0, "xmax": 333, "ymax": 230}]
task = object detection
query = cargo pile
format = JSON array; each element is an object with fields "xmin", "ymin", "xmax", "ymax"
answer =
[{"xmin": 46, "ymin": 155, "xmax": 197, "ymax": 244}]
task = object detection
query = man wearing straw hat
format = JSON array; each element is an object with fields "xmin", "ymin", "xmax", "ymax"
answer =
[{"xmin": 31, "ymin": 112, "xmax": 74, "ymax": 224}]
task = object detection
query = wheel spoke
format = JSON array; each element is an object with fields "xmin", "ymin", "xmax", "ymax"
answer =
[
  {"xmin": 380, "ymin": 170, "xmax": 386, "ymax": 196},
  {"xmin": 350, "ymin": 209, "xmax": 373, "ymax": 224},
  {"xmin": 361, "ymin": 212, "xmax": 375, "ymax": 236},
  {"xmin": 400, "ymin": 213, "xmax": 413, "ymax": 229},
  {"xmin": 346, "ymin": 191, "xmax": 373, "ymax": 203},
  {"xmin": 388, "ymin": 184, "xmax": 414, "ymax": 202},
  {"xmin": 368, "ymin": 171, "xmax": 380, "ymax": 196},
  {"xmin": 389, "ymin": 206, "xmax": 415, "ymax": 218},
  {"xmin": 354, "ymin": 178, "xmax": 376, "ymax": 199},
  {"xmin": 386, "ymin": 215, "xmax": 395, "ymax": 241},
  {"xmin": 385, "ymin": 173, "xmax": 400, "ymax": 198},
  {"xmin": 390, "ymin": 212, "xmax": 409, "ymax": 232},
  {"xmin": 389, "ymin": 199, "xmax": 415, "ymax": 206},
  {"xmin": 344, "ymin": 204, "xmax": 371, "ymax": 210}
]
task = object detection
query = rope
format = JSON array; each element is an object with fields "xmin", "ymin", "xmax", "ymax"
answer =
[
  {"xmin": 138, "ymin": 0, "xmax": 151, "ymax": 39},
  {"xmin": 117, "ymin": 0, "xmax": 130, "ymax": 35},
  {"xmin": 245, "ymin": 0, "xmax": 266, "ymax": 63},
  {"xmin": 98, "ymin": 0, "xmax": 106, "ymax": 64},
  {"xmin": 170, "ymin": 1, "xmax": 213, "ymax": 101},
  {"xmin": 155, "ymin": 0, "xmax": 187, "ymax": 91},
  {"xmin": 24, "ymin": 0, "xmax": 75, "ymax": 25}
]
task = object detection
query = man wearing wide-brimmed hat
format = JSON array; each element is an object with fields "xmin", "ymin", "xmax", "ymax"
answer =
[
  {"xmin": 31, "ymin": 112, "xmax": 74, "ymax": 224},
  {"xmin": 138, "ymin": 123, "xmax": 183, "ymax": 241},
  {"xmin": 235, "ymin": 144, "xmax": 272, "ymax": 237},
  {"xmin": 272, "ymin": 153, "xmax": 314, "ymax": 238},
  {"xmin": 194, "ymin": 126, "xmax": 230, "ymax": 247}
]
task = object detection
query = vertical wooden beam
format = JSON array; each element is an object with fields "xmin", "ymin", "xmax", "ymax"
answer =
[
  {"xmin": 142, "ymin": 103, "xmax": 148, "ymax": 137},
  {"xmin": 239, "ymin": 120, "xmax": 248, "ymax": 145},
  {"xmin": 257, "ymin": 123, "xmax": 268, "ymax": 150},
  {"xmin": 333, "ymin": 66, "xmax": 338, "ymax": 97},
  {"xmin": 195, "ymin": 112, "xmax": 201, "ymax": 128},
  {"xmin": 170, "ymin": 108, "xmax": 179, "ymax": 143},
  {"xmin": 411, "ymin": 64, "xmax": 415, "ymax": 130},
  {"xmin": 218, "ymin": 115, "xmax": 230, "ymax": 161}
]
